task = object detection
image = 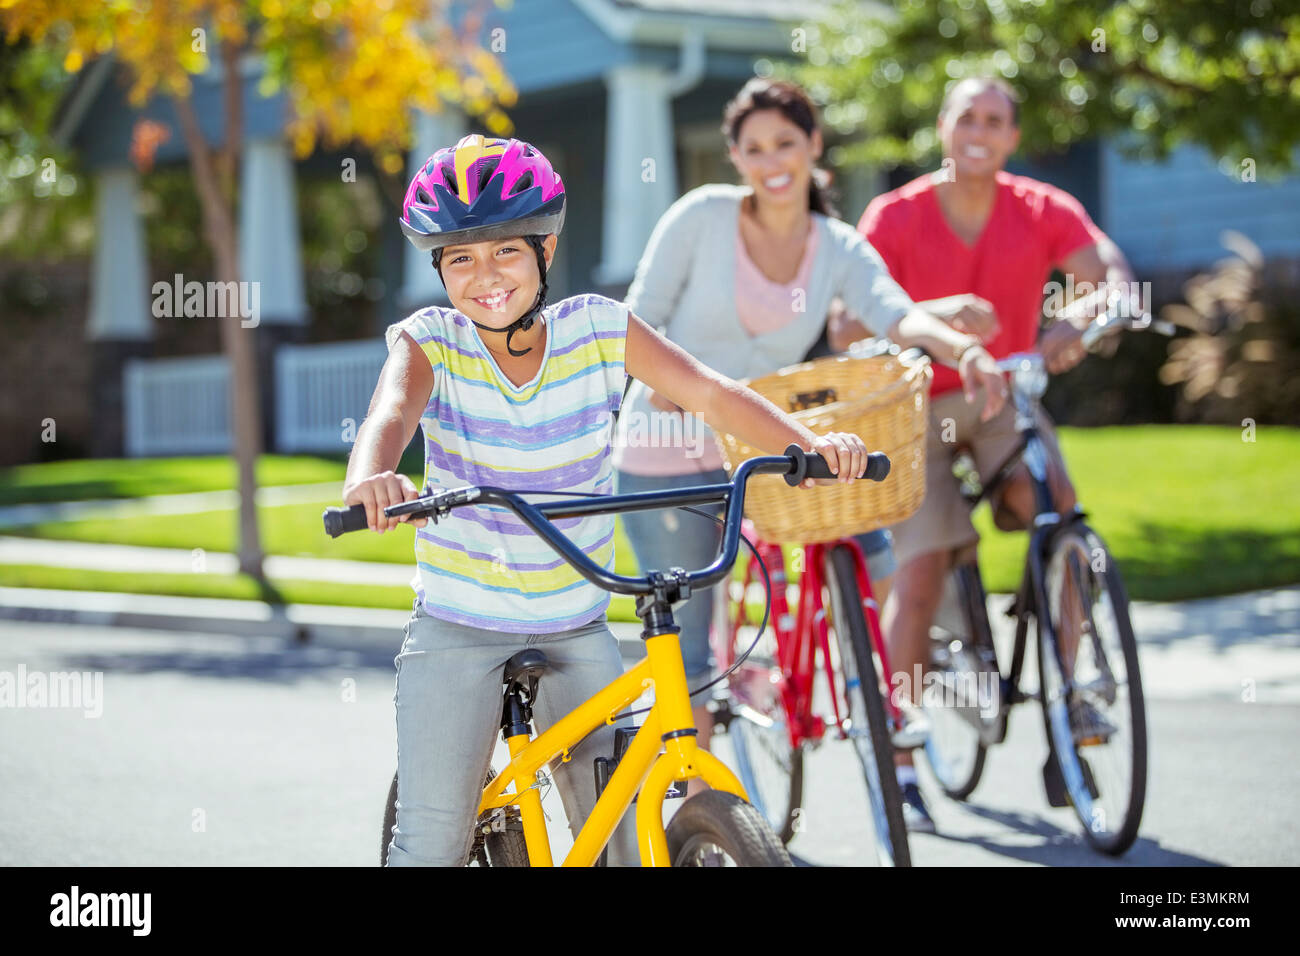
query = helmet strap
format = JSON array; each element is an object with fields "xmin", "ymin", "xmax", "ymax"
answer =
[{"xmin": 430, "ymin": 237, "xmax": 549, "ymax": 358}]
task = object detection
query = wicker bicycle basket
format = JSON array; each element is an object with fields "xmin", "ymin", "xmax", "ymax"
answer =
[{"xmin": 714, "ymin": 349, "xmax": 932, "ymax": 545}]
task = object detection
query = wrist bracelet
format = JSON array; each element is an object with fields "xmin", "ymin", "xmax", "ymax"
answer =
[{"xmin": 953, "ymin": 339, "xmax": 984, "ymax": 364}]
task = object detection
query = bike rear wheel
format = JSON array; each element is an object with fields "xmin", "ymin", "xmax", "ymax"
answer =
[
  {"xmin": 719, "ymin": 554, "xmax": 804, "ymax": 844},
  {"xmin": 666, "ymin": 790, "xmax": 794, "ymax": 866},
  {"xmin": 1037, "ymin": 522, "xmax": 1147, "ymax": 855},
  {"xmin": 381, "ymin": 768, "xmax": 528, "ymax": 866},
  {"xmin": 823, "ymin": 545, "xmax": 911, "ymax": 866}
]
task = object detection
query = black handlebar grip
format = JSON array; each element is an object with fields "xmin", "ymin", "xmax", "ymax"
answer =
[
  {"xmin": 323, "ymin": 503, "xmax": 369, "ymax": 538},
  {"xmin": 801, "ymin": 450, "xmax": 836, "ymax": 482},
  {"xmin": 782, "ymin": 444, "xmax": 891, "ymax": 486}
]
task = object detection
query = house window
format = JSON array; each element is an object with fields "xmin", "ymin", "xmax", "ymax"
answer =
[{"xmin": 676, "ymin": 121, "xmax": 736, "ymax": 194}]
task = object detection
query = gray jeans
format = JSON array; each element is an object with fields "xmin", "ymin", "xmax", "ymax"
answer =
[{"xmin": 385, "ymin": 602, "xmax": 640, "ymax": 866}]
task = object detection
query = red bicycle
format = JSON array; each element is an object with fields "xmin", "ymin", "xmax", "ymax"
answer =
[{"xmin": 712, "ymin": 519, "xmax": 911, "ymax": 866}]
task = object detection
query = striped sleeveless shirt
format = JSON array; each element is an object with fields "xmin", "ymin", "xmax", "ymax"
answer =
[{"xmin": 384, "ymin": 293, "xmax": 630, "ymax": 632}]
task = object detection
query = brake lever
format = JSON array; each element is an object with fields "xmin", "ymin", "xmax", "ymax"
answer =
[{"xmin": 385, "ymin": 485, "xmax": 482, "ymax": 524}]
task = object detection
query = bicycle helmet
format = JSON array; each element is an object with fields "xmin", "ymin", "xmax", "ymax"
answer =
[{"xmin": 401, "ymin": 134, "xmax": 566, "ymax": 356}]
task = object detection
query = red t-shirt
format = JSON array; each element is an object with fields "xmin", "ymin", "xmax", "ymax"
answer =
[{"xmin": 858, "ymin": 171, "xmax": 1106, "ymax": 396}]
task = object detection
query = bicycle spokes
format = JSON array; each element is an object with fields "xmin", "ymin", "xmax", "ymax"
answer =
[{"xmin": 1039, "ymin": 527, "xmax": 1146, "ymax": 854}]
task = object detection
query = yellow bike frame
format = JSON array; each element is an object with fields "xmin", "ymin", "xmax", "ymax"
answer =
[{"xmin": 477, "ymin": 627, "xmax": 749, "ymax": 866}]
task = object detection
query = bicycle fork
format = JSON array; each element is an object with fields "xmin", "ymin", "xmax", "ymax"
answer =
[{"xmin": 634, "ymin": 630, "xmax": 749, "ymax": 865}]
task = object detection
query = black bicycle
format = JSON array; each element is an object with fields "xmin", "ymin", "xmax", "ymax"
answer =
[{"xmin": 922, "ymin": 308, "xmax": 1168, "ymax": 855}]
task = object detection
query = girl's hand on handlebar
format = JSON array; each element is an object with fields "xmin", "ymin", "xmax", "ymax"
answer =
[
  {"xmin": 804, "ymin": 432, "xmax": 868, "ymax": 488},
  {"xmin": 342, "ymin": 471, "xmax": 427, "ymax": 533}
]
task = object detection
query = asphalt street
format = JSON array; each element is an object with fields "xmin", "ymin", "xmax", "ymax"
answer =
[{"xmin": 0, "ymin": 610, "xmax": 1295, "ymax": 866}]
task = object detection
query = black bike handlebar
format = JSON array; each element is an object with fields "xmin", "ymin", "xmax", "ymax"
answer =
[{"xmin": 323, "ymin": 444, "xmax": 890, "ymax": 597}]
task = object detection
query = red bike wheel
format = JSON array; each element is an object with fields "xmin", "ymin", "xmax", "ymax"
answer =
[{"xmin": 716, "ymin": 545, "xmax": 804, "ymax": 844}]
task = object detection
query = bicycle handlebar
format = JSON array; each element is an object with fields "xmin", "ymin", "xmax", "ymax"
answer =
[
  {"xmin": 993, "ymin": 306, "xmax": 1174, "ymax": 375},
  {"xmin": 322, "ymin": 445, "xmax": 889, "ymax": 597}
]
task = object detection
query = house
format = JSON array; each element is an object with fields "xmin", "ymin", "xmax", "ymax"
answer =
[{"xmin": 45, "ymin": 0, "xmax": 1300, "ymax": 458}]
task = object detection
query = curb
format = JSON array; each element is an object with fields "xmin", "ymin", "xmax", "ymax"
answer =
[{"xmin": 0, "ymin": 586, "xmax": 648, "ymax": 658}]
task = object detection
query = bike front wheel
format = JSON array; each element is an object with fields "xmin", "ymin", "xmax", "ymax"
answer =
[
  {"xmin": 720, "ymin": 564, "xmax": 804, "ymax": 844},
  {"xmin": 823, "ymin": 545, "xmax": 911, "ymax": 866},
  {"xmin": 666, "ymin": 790, "xmax": 794, "ymax": 866},
  {"xmin": 1037, "ymin": 522, "xmax": 1148, "ymax": 855}
]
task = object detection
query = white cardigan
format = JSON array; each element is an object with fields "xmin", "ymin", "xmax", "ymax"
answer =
[{"xmin": 611, "ymin": 183, "xmax": 914, "ymax": 472}]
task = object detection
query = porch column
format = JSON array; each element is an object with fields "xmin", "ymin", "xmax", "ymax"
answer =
[
  {"xmin": 239, "ymin": 136, "xmax": 308, "ymax": 449},
  {"xmin": 594, "ymin": 64, "xmax": 679, "ymax": 289},
  {"xmin": 239, "ymin": 136, "xmax": 307, "ymax": 326},
  {"xmin": 400, "ymin": 109, "xmax": 467, "ymax": 313},
  {"xmin": 87, "ymin": 166, "xmax": 153, "ymax": 457}
]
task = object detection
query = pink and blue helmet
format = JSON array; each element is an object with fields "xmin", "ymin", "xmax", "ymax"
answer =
[
  {"xmin": 400, "ymin": 134, "xmax": 566, "ymax": 252},
  {"xmin": 400, "ymin": 135, "xmax": 565, "ymax": 356}
]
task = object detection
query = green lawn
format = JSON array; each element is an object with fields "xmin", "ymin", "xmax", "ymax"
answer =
[
  {"xmin": 0, "ymin": 454, "xmax": 349, "ymax": 506},
  {"xmin": 2, "ymin": 427, "xmax": 1297, "ymax": 609},
  {"xmin": 971, "ymin": 425, "xmax": 1300, "ymax": 600},
  {"xmin": 0, "ymin": 447, "xmax": 427, "ymax": 507}
]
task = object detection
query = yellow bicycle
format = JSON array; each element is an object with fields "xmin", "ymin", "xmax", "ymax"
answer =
[{"xmin": 324, "ymin": 444, "xmax": 889, "ymax": 866}]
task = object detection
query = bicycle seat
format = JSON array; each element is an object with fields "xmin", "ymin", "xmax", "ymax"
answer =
[{"xmin": 503, "ymin": 649, "xmax": 548, "ymax": 686}]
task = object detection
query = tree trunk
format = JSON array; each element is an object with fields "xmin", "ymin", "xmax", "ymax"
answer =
[{"xmin": 172, "ymin": 79, "xmax": 265, "ymax": 581}]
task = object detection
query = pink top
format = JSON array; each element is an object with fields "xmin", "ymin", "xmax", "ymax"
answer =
[
  {"xmin": 615, "ymin": 224, "xmax": 819, "ymax": 475},
  {"xmin": 734, "ymin": 224, "xmax": 820, "ymax": 335}
]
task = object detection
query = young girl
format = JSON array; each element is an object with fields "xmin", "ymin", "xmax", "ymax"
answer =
[{"xmin": 349, "ymin": 134, "xmax": 874, "ymax": 866}]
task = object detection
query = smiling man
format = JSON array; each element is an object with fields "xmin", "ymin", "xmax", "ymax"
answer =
[{"xmin": 856, "ymin": 75, "xmax": 1142, "ymax": 834}]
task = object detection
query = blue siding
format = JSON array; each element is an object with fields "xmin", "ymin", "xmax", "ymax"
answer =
[
  {"xmin": 73, "ymin": 65, "xmax": 287, "ymax": 169},
  {"xmin": 1008, "ymin": 140, "xmax": 1101, "ymax": 224},
  {"xmin": 1102, "ymin": 142, "xmax": 1300, "ymax": 271},
  {"xmin": 459, "ymin": 0, "xmax": 629, "ymax": 94}
]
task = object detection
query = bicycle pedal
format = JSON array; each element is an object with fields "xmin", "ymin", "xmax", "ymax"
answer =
[
  {"xmin": 1077, "ymin": 755, "xmax": 1101, "ymax": 800},
  {"xmin": 1041, "ymin": 755, "xmax": 1069, "ymax": 808}
]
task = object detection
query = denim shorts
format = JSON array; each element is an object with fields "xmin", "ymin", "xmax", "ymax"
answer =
[{"xmin": 615, "ymin": 467, "xmax": 897, "ymax": 679}]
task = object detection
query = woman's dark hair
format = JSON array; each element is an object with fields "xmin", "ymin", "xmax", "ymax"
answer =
[{"xmin": 722, "ymin": 77, "xmax": 838, "ymax": 219}]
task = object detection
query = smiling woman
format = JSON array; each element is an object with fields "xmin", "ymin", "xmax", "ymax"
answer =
[{"xmin": 612, "ymin": 78, "xmax": 918, "ymax": 749}]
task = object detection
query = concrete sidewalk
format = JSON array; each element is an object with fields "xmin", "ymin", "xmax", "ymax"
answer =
[
  {"xmin": 2, "ymin": 582, "xmax": 1298, "ymax": 702},
  {"xmin": 0, "ymin": 480, "xmax": 343, "ymax": 528},
  {"xmin": 0, "ymin": 585, "xmax": 649, "ymax": 658},
  {"xmin": 0, "ymin": 535, "xmax": 414, "ymax": 587}
]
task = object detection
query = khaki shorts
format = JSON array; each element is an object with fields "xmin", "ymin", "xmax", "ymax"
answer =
[{"xmin": 888, "ymin": 389, "xmax": 1066, "ymax": 570}]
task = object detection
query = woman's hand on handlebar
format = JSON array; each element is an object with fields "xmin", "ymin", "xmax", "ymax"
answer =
[
  {"xmin": 342, "ymin": 470, "xmax": 428, "ymax": 533},
  {"xmin": 802, "ymin": 431, "xmax": 869, "ymax": 488},
  {"xmin": 958, "ymin": 344, "xmax": 1009, "ymax": 422}
]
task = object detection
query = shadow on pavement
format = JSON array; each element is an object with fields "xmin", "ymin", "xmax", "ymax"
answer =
[
  {"xmin": 928, "ymin": 801, "xmax": 1223, "ymax": 866},
  {"xmin": 48, "ymin": 641, "xmax": 397, "ymax": 684}
]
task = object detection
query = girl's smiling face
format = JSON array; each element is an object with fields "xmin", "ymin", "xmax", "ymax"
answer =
[{"xmin": 440, "ymin": 235, "xmax": 557, "ymax": 327}]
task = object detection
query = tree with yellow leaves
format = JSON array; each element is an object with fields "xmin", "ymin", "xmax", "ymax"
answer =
[{"xmin": 0, "ymin": 0, "xmax": 516, "ymax": 579}]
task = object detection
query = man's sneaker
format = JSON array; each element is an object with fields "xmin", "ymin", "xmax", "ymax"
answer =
[
  {"xmin": 1069, "ymin": 697, "xmax": 1117, "ymax": 746},
  {"xmin": 890, "ymin": 702, "xmax": 931, "ymax": 749},
  {"xmin": 899, "ymin": 782, "xmax": 936, "ymax": 834}
]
